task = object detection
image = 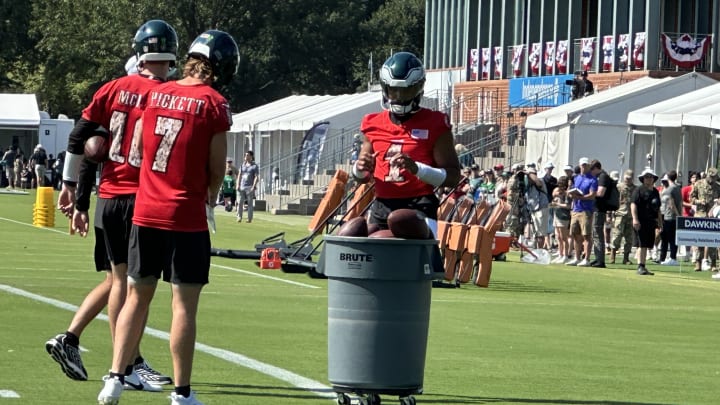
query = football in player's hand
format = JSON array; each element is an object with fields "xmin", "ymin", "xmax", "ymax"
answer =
[
  {"xmin": 388, "ymin": 208, "xmax": 431, "ymax": 239},
  {"xmin": 337, "ymin": 217, "xmax": 369, "ymax": 237},
  {"xmin": 84, "ymin": 135, "xmax": 110, "ymax": 164}
]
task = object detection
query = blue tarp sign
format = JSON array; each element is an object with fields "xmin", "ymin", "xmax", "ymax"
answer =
[{"xmin": 508, "ymin": 75, "xmax": 574, "ymax": 108}]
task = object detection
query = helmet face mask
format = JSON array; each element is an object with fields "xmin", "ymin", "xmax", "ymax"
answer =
[
  {"xmin": 379, "ymin": 52, "xmax": 426, "ymax": 116},
  {"xmin": 133, "ymin": 20, "xmax": 178, "ymax": 66},
  {"xmin": 187, "ymin": 30, "xmax": 240, "ymax": 90}
]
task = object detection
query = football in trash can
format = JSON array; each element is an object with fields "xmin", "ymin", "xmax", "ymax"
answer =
[
  {"xmin": 368, "ymin": 229, "xmax": 395, "ymax": 238},
  {"xmin": 336, "ymin": 216, "xmax": 369, "ymax": 237},
  {"xmin": 388, "ymin": 208, "xmax": 431, "ymax": 239},
  {"xmin": 367, "ymin": 223, "xmax": 381, "ymax": 235},
  {"xmin": 84, "ymin": 134, "xmax": 110, "ymax": 164}
]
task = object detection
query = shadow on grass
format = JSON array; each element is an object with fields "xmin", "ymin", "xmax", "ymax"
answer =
[
  {"xmin": 192, "ymin": 383, "xmax": 676, "ymax": 405},
  {"xmin": 485, "ymin": 280, "xmax": 568, "ymax": 294},
  {"xmin": 418, "ymin": 392, "xmax": 676, "ymax": 404}
]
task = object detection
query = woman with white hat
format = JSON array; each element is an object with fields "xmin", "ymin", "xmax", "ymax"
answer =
[{"xmin": 630, "ymin": 168, "xmax": 662, "ymax": 275}]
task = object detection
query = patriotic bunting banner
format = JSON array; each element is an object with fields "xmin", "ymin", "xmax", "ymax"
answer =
[
  {"xmin": 529, "ymin": 42, "xmax": 541, "ymax": 75},
  {"xmin": 661, "ymin": 33, "xmax": 712, "ymax": 68},
  {"xmin": 512, "ymin": 45, "xmax": 524, "ymax": 77},
  {"xmin": 468, "ymin": 48, "xmax": 479, "ymax": 80},
  {"xmin": 494, "ymin": 46, "xmax": 503, "ymax": 78},
  {"xmin": 633, "ymin": 32, "xmax": 645, "ymax": 69},
  {"xmin": 581, "ymin": 37, "xmax": 595, "ymax": 72},
  {"xmin": 602, "ymin": 35, "xmax": 615, "ymax": 72},
  {"xmin": 545, "ymin": 41, "xmax": 555, "ymax": 74},
  {"xmin": 556, "ymin": 40, "xmax": 568, "ymax": 74},
  {"xmin": 617, "ymin": 34, "xmax": 630, "ymax": 70},
  {"xmin": 481, "ymin": 47, "xmax": 490, "ymax": 79}
]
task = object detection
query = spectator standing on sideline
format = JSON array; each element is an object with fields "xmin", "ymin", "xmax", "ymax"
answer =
[
  {"xmin": 589, "ymin": 159, "xmax": 611, "ymax": 268},
  {"xmin": 566, "ymin": 157, "xmax": 597, "ymax": 266},
  {"xmin": 658, "ymin": 171, "xmax": 682, "ymax": 265},
  {"xmin": 631, "ymin": 169, "xmax": 662, "ymax": 275},
  {"xmin": 525, "ymin": 163, "xmax": 549, "ymax": 248},
  {"xmin": 97, "ymin": 29, "xmax": 239, "ymax": 405},
  {"xmin": 465, "ymin": 164, "xmax": 483, "ymax": 200},
  {"xmin": 353, "ymin": 51, "xmax": 461, "ymax": 231},
  {"xmin": 680, "ymin": 171, "xmax": 697, "ymax": 262},
  {"xmin": 551, "ymin": 175, "xmax": 572, "ymax": 263},
  {"xmin": 504, "ymin": 164, "xmax": 528, "ymax": 242},
  {"xmin": 222, "ymin": 169, "xmax": 235, "ymax": 212},
  {"xmin": 690, "ymin": 167, "xmax": 720, "ymax": 272},
  {"xmin": 610, "ymin": 169, "xmax": 636, "ymax": 264},
  {"xmin": 51, "ymin": 21, "xmax": 176, "ymax": 389},
  {"xmin": 236, "ymin": 151, "xmax": 259, "ymax": 223},
  {"xmin": 2, "ymin": 146, "xmax": 16, "ymax": 190},
  {"xmin": 30, "ymin": 144, "xmax": 48, "ymax": 187},
  {"xmin": 542, "ymin": 162, "xmax": 558, "ymax": 248}
]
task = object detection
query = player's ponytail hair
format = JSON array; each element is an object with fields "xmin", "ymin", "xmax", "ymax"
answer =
[{"xmin": 183, "ymin": 56, "xmax": 214, "ymax": 83}]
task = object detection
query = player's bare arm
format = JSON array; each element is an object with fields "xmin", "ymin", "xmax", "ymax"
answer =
[
  {"xmin": 352, "ymin": 139, "xmax": 376, "ymax": 183},
  {"xmin": 207, "ymin": 131, "xmax": 227, "ymax": 202}
]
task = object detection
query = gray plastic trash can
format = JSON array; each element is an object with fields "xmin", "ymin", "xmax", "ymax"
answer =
[{"xmin": 321, "ymin": 235, "xmax": 439, "ymax": 404}]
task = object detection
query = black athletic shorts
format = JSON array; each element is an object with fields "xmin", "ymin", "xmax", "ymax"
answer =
[
  {"xmin": 128, "ymin": 224, "xmax": 211, "ymax": 285},
  {"xmin": 96, "ymin": 195, "xmax": 135, "ymax": 266},
  {"xmin": 93, "ymin": 227, "xmax": 111, "ymax": 272},
  {"xmin": 634, "ymin": 221, "xmax": 657, "ymax": 248},
  {"xmin": 369, "ymin": 193, "xmax": 439, "ymax": 229}
]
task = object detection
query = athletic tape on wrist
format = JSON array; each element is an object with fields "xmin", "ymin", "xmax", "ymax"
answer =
[
  {"xmin": 415, "ymin": 162, "xmax": 446, "ymax": 187},
  {"xmin": 62, "ymin": 152, "xmax": 84, "ymax": 183}
]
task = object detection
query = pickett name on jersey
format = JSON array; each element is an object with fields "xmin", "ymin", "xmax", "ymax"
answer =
[{"xmin": 149, "ymin": 92, "xmax": 206, "ymax": 114}]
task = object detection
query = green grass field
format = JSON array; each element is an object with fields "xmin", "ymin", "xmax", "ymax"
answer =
[{"xmin": 1, "ymin": 189, "xmax": 719, "ymax": 404}]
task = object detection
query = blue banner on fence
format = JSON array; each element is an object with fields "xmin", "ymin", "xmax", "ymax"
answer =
[{"xmin": 508, "ymin": 75, "xmax": 574, "ymax": 108}]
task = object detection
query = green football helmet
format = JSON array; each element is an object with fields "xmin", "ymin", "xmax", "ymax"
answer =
[
  {"xmin": 187, "ymin": 30, "xmax": 240, "ymax": 89},
  {"xmin": 132, "ymin": 20, "xmax": 178, "ymax": 65},
  {"xmin": 379, "ymin": 52, "xmax": 426, "ymax": 116}
]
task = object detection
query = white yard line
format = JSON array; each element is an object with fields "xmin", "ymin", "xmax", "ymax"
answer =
[
  {"xmin": 0, "ymin": 216, "xmax": 321, "ymax": 289},
  {"xmin": 211, "ymin": 263, "xmax": 320, "ymax": 289},
  {"xmin": 0, "ymin": 216, "xmax": 69, "ymax": 235},
  {"xmin": 0, "ymin": 390, "xmax": 20, "ymax": 398},
  {"xmin": 0, "ymin": 284, "xmax": 336, "ymax": 400}
]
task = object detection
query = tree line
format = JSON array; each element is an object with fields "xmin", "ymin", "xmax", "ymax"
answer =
[{"xmin": 0, "ymin": 0, "xmax": 424, "ymax": 118}]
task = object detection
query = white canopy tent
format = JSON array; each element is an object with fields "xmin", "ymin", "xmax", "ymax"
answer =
[
  {"xmin": 627, "ymin": 81, "xmax": 720, "ymax": 179},
  {"xmin": 228, "ymin": 91, "xmax": 383, "ymax": 189},
  {"xmin": 524, "ymin": 73, "xmax": 717, "ymax": 176}
]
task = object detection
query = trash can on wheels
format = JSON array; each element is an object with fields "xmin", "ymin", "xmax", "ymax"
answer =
[{"xmin": 321, "ymin": 235, "xmax": 440, "ymax": 405}]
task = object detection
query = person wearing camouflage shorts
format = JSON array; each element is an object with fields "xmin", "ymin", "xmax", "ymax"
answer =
[
  {"xmin": 611, "ymin": 169, "xmax": 636, "ymax": 264},
  {"xmin": 504, "ymin": 164, "xmax": 527, "ymax": 241},
  {"xmin": 690, "ymin": 167, "xmax": 720, "ymax": 271}
]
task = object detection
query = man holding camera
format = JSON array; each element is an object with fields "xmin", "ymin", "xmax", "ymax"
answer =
[
  {"xmin": 568, "ymin": 71, "xmax": 595, "ymax": 100},
  {"xmin": 505, "ymin": 164, "xmax": 528, "ymax": 243}
]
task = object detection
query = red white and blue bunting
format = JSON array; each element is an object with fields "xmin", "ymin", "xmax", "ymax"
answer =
[
  {"xmin": 661, "ymin": 33, "xmax": 711, "ymax": 68},
  {"xmin": 512, "ymin": 44, "xmax": 524, "ymax": 77},
  {"xmin": 580, "ymin": 37, "xmax": 595, "ymax": 71}
]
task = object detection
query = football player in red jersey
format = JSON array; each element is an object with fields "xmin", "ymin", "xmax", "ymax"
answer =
[
  {"xmin": 98, "ymin": 30, "xmax": 239, "ymax": 405},
  {"xmin": 354, "ymin": 52, "xmax": 461, "ymax": 230},
  {"xmin": 49, "ymin": 21, "xmax": 176, "ymax": 390}
]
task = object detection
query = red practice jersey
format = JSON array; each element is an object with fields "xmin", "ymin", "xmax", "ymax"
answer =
[
  {"xmin": 361, "ymin": 108, "xmax": 451, "ymax": 199},
  {"xmin": 82, "ymin": 74, "xmax": 165, "ymax": 198},
  {"xmin": 132, "ymin": 81, "xmax": 231, "ymax": 232}
]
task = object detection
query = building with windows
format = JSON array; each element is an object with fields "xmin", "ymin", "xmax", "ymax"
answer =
[{"xmin": 422, "ymin": 0, "xmax": 720, "ymax": 168}]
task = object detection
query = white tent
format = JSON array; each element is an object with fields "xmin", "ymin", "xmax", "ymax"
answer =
[
  {"xmin": 627, "ymin": 82, "xmax": 720, "ymax": 178},
  {"xmin": 228, "ymin": 91, "xmax": 383, "ymax": 190},
  {"xmin": 524, "ymin": 73, "xmax": 717, "ymax": 176},
  {"xmin": 0, "ymin": 94, "xmax": 40, "ymax": 128},
  {"xmin": 0, "ymin": 94, "xmax": 74, "ymax": 158}
]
